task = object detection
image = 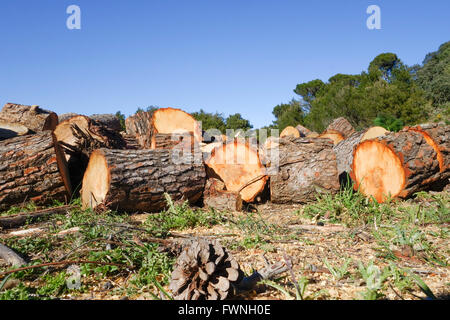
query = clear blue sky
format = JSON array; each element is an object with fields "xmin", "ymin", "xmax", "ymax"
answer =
[{"xmin": 0, "ymin": 0, "xmax": 449, "ymax": 128}]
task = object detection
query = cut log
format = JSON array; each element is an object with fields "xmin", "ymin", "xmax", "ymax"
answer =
[
  {"xmin": 326, "ymin": 117, "xmax": 355, "ymax": 138},
  {"xmin": 89, "ymin": 114, "xmax": 122, "ymax": 132},
  {"xmin": 280, "ymin": 126, "xmax": 300, "ymax": 138},
  {"xmin": 333, "ymin": 127, "xmax": 391, "ymax": 178},
  {"xmin": 203, "ymin": 178, "xmax": 243, "ymax": 212},
  {"xmin": 0, "ymin": 132, "xmax": 72, "ymax": 210},
  {"xmin": 270, "ymin": 137, "xmax": 340, "ymax": 204},
  {"xmin": 360, "ymin": 126, "xmax": 389, "ymax": 141},
  {"xmin": 350, "ymin": 131, "xmax": 440, "ymax": 203},
  {"xmin": 296, "ymin": 125, "xmax": 312, "ymax": 137},
  {"xmin": 0, "ymin": 121, "xmax": 30, "ymax": 140},
  {"xmin": 403, "ymin": 123, "xmax": 450, "ymax": 189},
  {"xmin": 125, "ymin": 108, "xmax": 202, "ymax": 149},
  {"xmin": 307, "ymin": 132, "xmax": 320, "ymax": 138},
  {"xmin": 0, "ymin": 243, "xmax": 27, "ymax": 267},
  {"xmin": 120, "ymin": 132, "xmax": 140, "ymax": 150},
  {"xmin": 58, "ymin": 113, "xmax": 79, "ymax": 122},
  {"xmin": 204, "ymin": 140, "xmax": 267, "ymax": 203},
  {"xmin": 0, "ymin": 103, "xmax": 58, "ymax": 132},
  {"xmin": 152, "ymin": 132, "xmax": 195, "ymax": 150},
  {"xmin": 317, "ymin": 130, "xmax": 345, "ymax": 145},
  {"xmin": 53, "ymin": 115, "xmax": 126, "ymax": 193},
  {"xmin": 0, "ymin": 205, "xmax": 75, "ymax": 229},
  {"xmin": 81, "ymin": 148, "xmax": 206, "ymax": 213}
]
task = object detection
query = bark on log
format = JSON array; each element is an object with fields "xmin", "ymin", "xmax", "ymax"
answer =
[
  {"xmin": 296, "ymin": 125, "xmax": 312, "ymax": 137},
  {"xmin": 54, "ymin": 115, "xmax": 126, "ymax": 192},
  {"xmin": 203, "ymin": 178, "xmax": 243, "ymax": 212},
  {"xmin": 125, "ymin": 108, "xmax": 202, "ymax": 149},
  {"xmin": 121, "ymin": 132, "xmax": 141, "ymax": 150},
  {"xmin": 152, "ymin": 132, "xmax": 195, "ymax": 150},
  {"xmin": 350, "ymin": 131, "xmax": 440, "ymax": 203},
  {"xmin": 403, "ymin": 123, "xmax": 450, "ymax": 190},
  {"xmin": 326, "ymin": 117, "xmax": 355, "ymax": 138},
  {"xmin": 0, "ymin": 132, "xmax": 72, "ymax": 210},
  {"xmin": 89, "ymin": 114, "xmax": 123, "ymax": 132},
  {"xmin": 81, "ymin": 148, "xmax": 206, "ymax": 213},
  {"xmin": 0, "ymin": 103, "xmax": 58, "ymax": 132},
  {"xmin": 270, "ymin": 137, "xmax": 340, "ymax": 204},
  {"xmin": 280, "ymin": 126, "xmax": 300, "ymax": 138},
  {"xmin": 0, "ymin": 121, "xmax": 30, "ymax": 140},
  {"xmin": 204, "ymin": 140, "xmax": 267, "ymax": 203}
]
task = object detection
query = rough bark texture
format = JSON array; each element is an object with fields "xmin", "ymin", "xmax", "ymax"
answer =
[
  {"xmin": 204, "ymin": 140, "xmax": 267, "ymax": 203},
  {"xmin": 333, "ymin": 131, "xmax": 366, "ymax": 177},
  {"xmin": 270, "ymin": 137, "xmax": 340, "ymax": 204},
  {"xmin": 125, "ymin": 111, "xmax": 154, "ymax": 149},
  {"xmin": 121, "ymin": 132, "xmax": 141, "ymax": 150},
  {"xmin": 0, "ymin": 121, "xmax": 30, "ymax": 140},
  {"xmin": 169, "ymin": 239, "xmax": 244, "ymax": 300},
  {"xmin": 0, "ymin": 103, "xmax": 58, "ymax": 132},
  {"xmin": 403, "ymin": 123, "xmax": 450, "ymax": 190},
  {"xmin": 89, "ymin": 114, "xmax": 123, "ymax": 132},
  {"xmin": 295, "ymin": 125, "xmax": 312, "ymax": 137},
  {"xmin": 326, "ymin": 117, "xmax": 355, "ymax": 138},
  {"xmin": 203, "ymin": 178, "xmax": 243, "ymax": 212},
  {"xmin": 54, "ymin": 115, "xmax": 126, "ymax": 194},
  {"xmin": 0, "ymin": 132, "xmax": 71, "ymax": 210},
  {"xmin": 152, "ymin": 132, "xmax": 195, "ymax": 150},
  {"xmin": 351, "ymin": 131, "xmax": 440, "ymax": 203},
  {"xmin": 81, "ymin": 148, "xmax": 206, "ymax": 213},
  {"xmin": 0, "ymin": 243, "xmax": 27, "ymax": 267}
]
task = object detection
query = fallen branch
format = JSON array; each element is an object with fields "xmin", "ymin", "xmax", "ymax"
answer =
[
  {"xmin": 0, "ymin": 259, "xmax": 130, "ymax": 279},
  {"xmin": 0, "ymin": 205, "xmax": 76, "ymax": 229},
  {"xmin": 0, "ymin": 243, "xmax": 28, "ymax": 267}
]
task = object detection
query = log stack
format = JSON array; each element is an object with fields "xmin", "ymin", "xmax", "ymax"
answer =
[{"xmin": 0, "ymin": 103, "xmax": 58, "ymax": 132}]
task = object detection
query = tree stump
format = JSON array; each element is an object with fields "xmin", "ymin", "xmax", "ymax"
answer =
[
  {"xmin": 350, "ymin": 131, "xmax": 440, "ymax": 203},
  {"xmin": 326, "ymin": 117, "xmax": 355, "ymax": 138},
  {"xmin": 270, "ymin": 137, "xmax": 340, "ymax": 203},
  {"xmin": 0, "ymin": 103, "xmax": 58, "ymax": 132},
  {"xmin": 81, "ymin": 148, "xmax": 206, "ymax": 213},
  {"xmin": 203, "ymin": 178, "xmax": 243, "ymax": 212},
  {"xmin": 0, "ymin": 132, "xmax": 72, "ymax": 210},
  {"xmin": 204, "ymin": 140, "xmax": 267, "ymax": 203}
]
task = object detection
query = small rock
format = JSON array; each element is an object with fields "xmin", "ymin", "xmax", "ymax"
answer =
[{"xmin": 102, "ymin": 281, "xmax": 113, "ymax": 290}]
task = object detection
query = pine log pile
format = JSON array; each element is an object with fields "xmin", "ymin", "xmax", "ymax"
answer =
[
  {"xmin": 296, "ymin": 124, "xmax": 313, "ymax": 137},
  {"xmin": 125, "ymin": 108, "xmax": 202, "ymax": 149},
  {"xmin": 59, "ymin": 113, "xmax": 122, "ymax": 132},
  {"xmin": 203, "ymin": 178, "xmax": 243, "ymax": 212},
  {"xmin": 0, "ymin": 103, "xmax": 58, "ymax": 132},
  {"xmin": 350, "ymin": 130, "xmax": 440, "ymax": 203},
  {"xmin": 204, "ymin": 140, "xmax": 267, "ymax": 203},
  {"xmin": 0, "ymin": 132, "xmax": 72, "ymax": 210},
  {"xmin": 0, "ymin": 121, "xmax": 30, "ymax": 140},
  {"xmin": 81, "ymin": 148, "xmax": 206, "ymax": 213},
  {"xmin": 270, "ymin": 137, "xmax": 340, "ymax": 203},
  {"xmin": 317, "ymin": 129, "xmax": 345, "ymax": 145}
]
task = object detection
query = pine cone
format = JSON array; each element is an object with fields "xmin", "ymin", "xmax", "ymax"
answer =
[{"xmin": 169, "ymin": 239, "xmax": 244, "ymax": 300}]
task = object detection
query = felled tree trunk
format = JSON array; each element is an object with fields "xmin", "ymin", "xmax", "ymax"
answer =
[
  {"xmin": 125, "ymin": 108, "xmax": 202, "ymax": 149},
  {"xmin": 81, "ymin": 148, "xmax": 206, "ymax": 213},
  {"xmin": 53, "ymin": 115, "xmax": 126, "ymax": 193},
  {"xmin": 403, "ymin": 123, "xmax": 450, "ymax": 190},
  {"xmin": 152, "ymin": 132, "xmax": 195, "ymax": 150},
  {"xmin": 204, "ymin": 140, "xmax": 267, "ymax": 203},
  {"xmin": 0, "ymin": 121, "xmax": 30, "ymax": 140},
  {"xmin": 270, "ymin": 137, "xmax": 340, "ymax": 204},
  {"xmin": 350, "ymin": 131, "xmax": 440, "ymax": 203},
  {"xmin": 203, "ymin": 178, "xmax": 243, "ymax": 212},
  {"xmin": 0, "ymin": 103, "xmax": 58, "ymax": 132},
  {"xmin": 89, "ymin": 114, "xmax": 123, "ymax": 132},
  {"xmin": 0, "ymin": 132, "xmax": 72, "ymax": 210},
  {"xmin": 333, "ymin": 127, "xmax": 391, "ymax": 178},
  {"xmin": 326, "ymin": 117, "xmax": 355, "ymax": 138}
]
